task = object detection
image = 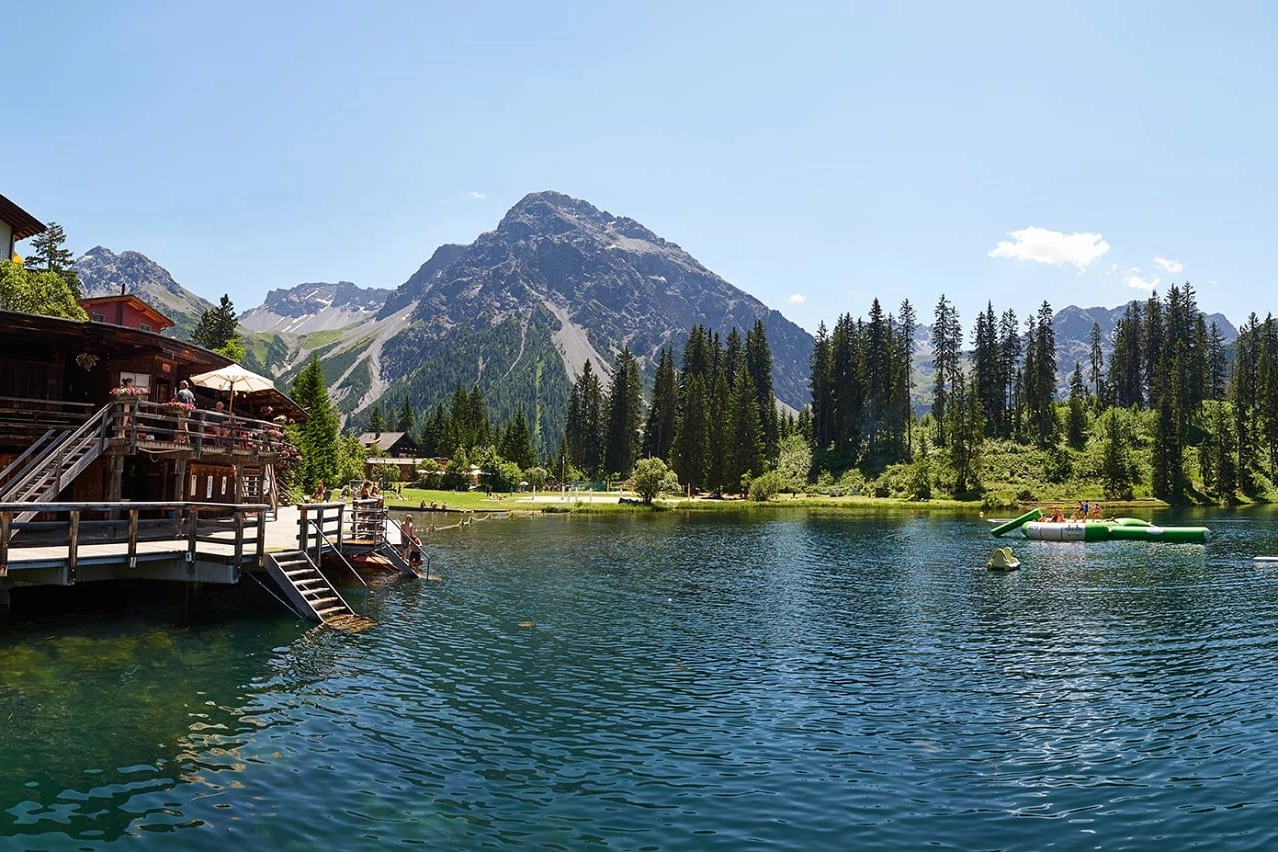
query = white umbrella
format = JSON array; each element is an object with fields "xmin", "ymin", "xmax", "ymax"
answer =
[{"xmin": 189, "ymin": 364, "xmax": 276, "ymax": 414}]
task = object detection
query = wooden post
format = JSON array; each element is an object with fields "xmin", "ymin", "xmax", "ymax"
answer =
[
  {"xmin": 255, "ymin": 507, "xmax": 266, "ymax": 567},
  {"xmin": 186, "ymin": 505, "xmax": 199, "ymax": 566},
  {"xmin": 127, "ymin": 509, "xmax": 139, "ymax": 569},
  {"xmin": 233, "ymin": 511, "xmax": 245, "ymax": 565},
  {"xmin": 0, "ymin": 511, "xmax": 9, "ymax": 578},
  {"xmin": 68, "ymin": 510, "xmax": 80, "ymax": 585},
  {"xmin": 298, "ymin": 506, "xmax": 309, "ymax": 554},
  {"xmin": 108, "ymin": 453, "xmax": 124, "ymax": 504}
]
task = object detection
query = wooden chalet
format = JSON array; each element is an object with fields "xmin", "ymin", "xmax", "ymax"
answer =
[
  {"xmin": 359, "ymin": 431, "xmax": 421, "ymax": 458},
  {"xmin": 0, "ymin": 306, "xmax": 421, "ymax": 624}
]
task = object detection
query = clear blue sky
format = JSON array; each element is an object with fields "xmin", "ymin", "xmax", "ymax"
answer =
[{"xmin": 6, "ymin": 1, "xmax": 1275, "ymax": 334}]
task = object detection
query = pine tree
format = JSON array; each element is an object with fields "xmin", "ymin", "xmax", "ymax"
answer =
[
  {"xmin": 897, "ymin": 300, "xmax": 917, "ymax": 457},
  {"xmin": 971, "ymin": 303, "xmax": 1002, "ymax": 437},
  {"xmin": 998, "ymin": 308, "xmax": 1021, "ymax": 437},
  {"xmin": 672, "ymin": 373, "xmax": 709, "ymax": 492},
  {"xmin": 1088, "ymin": 321, "xmax": 1105, "ymax": 409},
  {"xmin": 1100, "ymin": 410, "xmax": 1134, "ymax": 499},
  {"xmin": 810, "ymin": 322, "xmax": 833, "ymax": 453},
  {"xmin": 1212, "ymin": 402, "xmax": 1238, "ymax": 502},
  {"xmin": 565, "ymin": 362, "xmax": 605, "ymax": 477},
  {"xmin": 421, "ymin": 403, "xmax": 448, "ymax": 457},
  {"xmin": 191, "ymin": 295, "xmax": 241, "ymax": 353},
  {"xmin": 23, "ymin": 222, "xmax": 81, "ymax": 298},
  {"xmin": 642, "ymin": 348, "xmax": 678, "ymax": 462},
  {"xmin": 746, "ymin": 319, "xmax": 779, "ymax": 459},
  {"xmin": 706, "ymin": 369, "xmax": 731, "ymax": 494},
  {"xmin": 726, "ymin": 366, "xmax": 764, "ymax": 491},
  {"xmin": 367, "ymin": 403, "xmax": 385, "ymax": 434},
  {"xmin": 499, "ymin": 410, "xmax": 537, "ymax": 470},
  {"xmin": 290, "ymin": 356, "xmax": 340, "ymax": 492},
  {"xmin": 931, "ymin": 295, "xmax": 961, "ymax": 447},
  {"xmin": 1065, "ymin": 363, "xmax": 1089, "ymax": 450},
  {"xmin": 603, "ymin": 348, "xmax": 643, "ymax": 477},
  {"xmin": 944, "ymin": 369, "xmax": 983, "ymax": 495},
  {"xmin": 397, "ymin": 396, "xmax": 415, "ymax": 433},
  {"xmin": 1027, "ymin": 301, "xmax": 1060, "ymax": 447}
]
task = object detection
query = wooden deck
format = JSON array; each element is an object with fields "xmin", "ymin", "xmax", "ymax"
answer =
[{"xmin": 0, "ymin": 501, "xmax": 368, "ymax": 589}]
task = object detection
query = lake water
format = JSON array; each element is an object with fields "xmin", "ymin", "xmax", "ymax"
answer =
[{"xmin": 4, "ymin": 506, "xmax": 1278, "ymax": 850}]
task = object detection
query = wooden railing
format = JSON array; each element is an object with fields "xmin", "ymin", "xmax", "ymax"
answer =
[
  {"xmin": 296, "ymin": 502, "xmax": 346, "ymax": 564},
  {"xmin": 111, "ymin": 400, "xmax": 297, "ymax": 461},
  {"xmin": 0, "ymin": 500, "xmax": 269, "ymax": 580}
]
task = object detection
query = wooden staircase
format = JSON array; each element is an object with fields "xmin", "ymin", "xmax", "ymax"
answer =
[
  {"xmin": 265, "ymin": 550, "xmax": 375, "ymax": 631},
  {"xmin": 0, "ymin": 405, "xmax": 109, "ymax": 521}
]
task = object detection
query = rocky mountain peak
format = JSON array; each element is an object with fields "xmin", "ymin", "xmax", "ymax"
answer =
[{"xmin": 76, "ymin": 246, "xmax": 189, "ymax": 300}]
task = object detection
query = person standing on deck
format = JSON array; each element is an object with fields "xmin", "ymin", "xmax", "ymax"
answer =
[{"xmin": 174, "ymin": 379, "xmax": 196, "ymax": 441}]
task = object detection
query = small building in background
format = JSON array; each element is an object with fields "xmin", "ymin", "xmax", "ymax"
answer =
[
  {"xmin": 359, "ymin": 431, "xmax": 421, "ymax": 459},
  {"xmin": 80, "ymin": 294, "xmax": 175, "ymax": 334}
]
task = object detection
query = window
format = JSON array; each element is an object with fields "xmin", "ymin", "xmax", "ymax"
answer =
[
  {"xmin": 119, "ymin": 371, "xmax": 151, "ymax": 390},
  {"xmin": 92, "ymin": 313, "xmax": 105, "ymax": 322},
  {"xmin": 140, "ymin": 323, "xmax": 152, "ymax": 332}
]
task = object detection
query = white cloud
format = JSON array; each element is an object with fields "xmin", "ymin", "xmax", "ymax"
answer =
[
  {"xmin": 1125, "ymin": 273, "xmax": 1159, "ymax": 293},
  {"xmin": 1153, "ymin": 256, "xmax": 1183, "ymax": 275},
  {"xmin": 787, "ymin": 293, "xmax": 807, "ymax": 305},
  {"xmin": 988, "ymin": 227, "xmax": 1110, "ymax": 269},
  {"xmin": 466, "ymin": 191, "xmax": 486, "ymax": 200}
]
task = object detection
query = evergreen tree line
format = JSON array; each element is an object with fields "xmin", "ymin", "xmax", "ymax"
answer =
[
  {"xmin": 558, "ymin": 321, "xmax": 787, "ymax": 492},
  {"xmin": 808, "ymin": 283, "xmax": 1278, "ymax": 503}
]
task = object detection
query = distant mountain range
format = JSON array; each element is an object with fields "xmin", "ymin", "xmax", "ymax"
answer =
[
  {"xmin": 240, "ymin": 281, "xmax": 392, "ymax": 334},
  {"xmin": 74, "ymin": 192, "xmax": 1240, "ymax": 452}
]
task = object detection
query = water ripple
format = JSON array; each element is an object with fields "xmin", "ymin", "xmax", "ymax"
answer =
[{"xmin": 6, "ymin": 508, "xmax": 1278, "ymax": 848}]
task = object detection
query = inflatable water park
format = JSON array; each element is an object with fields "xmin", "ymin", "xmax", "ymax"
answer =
[{"xmin": 990, "ymin": 508, "xmax": 1210, "ymax": 543}]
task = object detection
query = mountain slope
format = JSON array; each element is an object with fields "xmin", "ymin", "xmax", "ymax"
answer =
[
  {"xmin": 316, "ymin": 191, "xmax": 815, "ymax": 453},
  {"xmin": 75, "ymin": 246, "xmax": 213, "ymax": 339}
]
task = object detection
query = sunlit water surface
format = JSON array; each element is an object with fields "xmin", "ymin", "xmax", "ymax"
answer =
[{"xmin": 4, "ymin": 506, "xmax": 1278, "ymax": 850}]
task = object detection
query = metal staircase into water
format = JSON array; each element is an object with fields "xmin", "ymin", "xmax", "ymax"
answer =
[
  {"xmin": 0, "ymin": 405, "xmax": 109, "ymax": 521},
  {"xmin": 265, "ymin": 550, "xmax": 375, "ymax": 631}
]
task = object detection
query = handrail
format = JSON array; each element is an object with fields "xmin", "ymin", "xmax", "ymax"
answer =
[
  {"xmin": 0, "ymin": 500, "xmax": 270, "ymax": 578},
  {"xmin": 113, "ymin": 400, "xmax": 298, "ymax": 461},
  {"xmin": 0, "ymin": 430, "xmax": 65, "ymax": 497},
  {"xmin": 1, "ymin": 404, "xmax": 112, "ymax": 503},
  {"xmin": 304, "ymin": 516, "xmax": 369, "ymax": 610}
]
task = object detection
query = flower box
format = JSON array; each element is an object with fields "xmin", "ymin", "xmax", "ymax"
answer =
[{"xmin": 110, "ymin": 386, "xmax": 148, "ymax": 400}]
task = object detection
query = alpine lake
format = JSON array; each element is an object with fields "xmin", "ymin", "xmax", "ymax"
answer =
[{"xmin": 4, "ymin": 505, "xmax": 1278, "ymax": 851}]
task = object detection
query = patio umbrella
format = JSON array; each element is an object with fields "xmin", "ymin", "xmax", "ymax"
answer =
[{"xmin": 189, "ymin": 364, "xmax": 276, "ymax": 414}]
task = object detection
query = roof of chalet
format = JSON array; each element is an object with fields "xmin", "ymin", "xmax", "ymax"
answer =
[
  {"xmin": 0, "ymin": 192, "xmax": 46, "ymax": 242},
  {"xmin": 0, "ymin": 308, "xmax": 307, "ymax": 422},
  {"xmin": 358, "ymin": 431, "xmax": 419, "ymax": 451},
  {"xmin": 79, "ymin": 294, "xmax": 175, "ymax": 331}
]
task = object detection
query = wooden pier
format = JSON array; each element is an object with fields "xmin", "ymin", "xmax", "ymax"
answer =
[{"xmin": 0, "ymin": 499, "xmax": 416, "ymax": 626}]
